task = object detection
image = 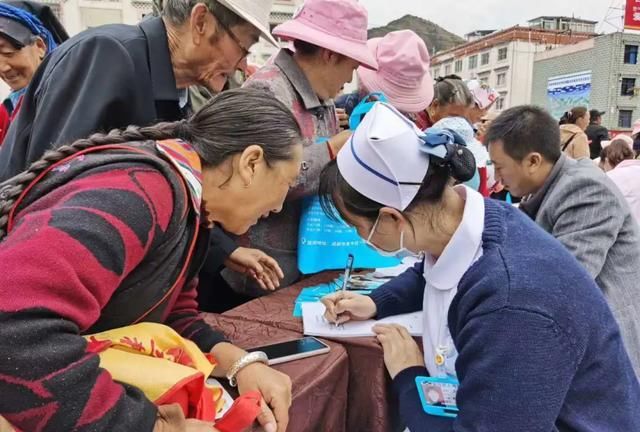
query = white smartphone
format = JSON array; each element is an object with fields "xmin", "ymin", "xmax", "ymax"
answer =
[{"xmin": 247, "ymin": 337, "xmax": 330, "ymax": 365}]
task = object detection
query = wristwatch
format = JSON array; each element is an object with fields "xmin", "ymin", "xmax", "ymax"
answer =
[{"xmin": 226, "ymin": 351, "xmax": 269, "ymax": 387}]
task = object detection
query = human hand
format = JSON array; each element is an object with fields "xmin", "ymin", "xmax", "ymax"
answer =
[
  {"xmin": 185, "ymin": 420, "xmax": 219, "ymax": 432},
  {"xmin": 373, "ymin": 324, "xmax": 424, "ymax": 379},
  {"xmin": 336, "ymin": 108, "xmax": 349, "ymax": 130},
  {"xmin": 327, "ymin": 130, "xmax": 352, "ymax": 156},
  {"xmin": 321, "ymin": 291, "xmax": 377, "ymax": 324},
  {"xmin": 236, "ymin": 363, "xmax": 292, "ymax": 432},
  {"xmin": 224, "ymin": 247, "xmax": 284, "ymax": 291},
  {"xmin": 154, "ymin": 404, "xmax": 219, "ymax": 432}
]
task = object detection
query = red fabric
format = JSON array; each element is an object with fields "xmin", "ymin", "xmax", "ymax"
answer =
[
  {"xmin": 155, "ymin": 373, "xmax": 213, "ymax": 420},
  {"xmin": 0, "ymin": 104, "xmax": 10, "ymax": 146},
  {"xmin": 415, "ymin": 111, "xmax": 433, "ymax": 130},
  {"xmin": 214, "ymin": 391, "xmax": 262, "ymax": 432},
  {"xmin": 0, "ymin": 95, "xmax": 23, "ymax": 146},
  {"xmin": 478, "ymin": 166, "xmax": 489, "ymax": 197}
]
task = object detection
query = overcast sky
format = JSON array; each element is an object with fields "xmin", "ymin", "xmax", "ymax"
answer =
[{"xmin": 361, "ymin": 0, "xmax": 621, "ymax": 36}]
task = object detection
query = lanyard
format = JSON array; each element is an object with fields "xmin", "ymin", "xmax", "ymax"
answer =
[{"xmin": 433, "ymin": 289, "xmax": 454, "ymax": 377}]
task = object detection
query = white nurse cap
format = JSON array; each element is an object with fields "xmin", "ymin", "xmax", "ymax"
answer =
[{"xmin": 337, "ymin": 102, "xmax": 462, "ymax": 210}]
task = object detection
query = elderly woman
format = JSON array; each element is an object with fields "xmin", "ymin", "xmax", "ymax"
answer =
[
  {"xmin": 0, "ymin": 89, "xmax": 300, "ymax": 432},
  {"xmin": 0, "ymin": 2, "xmax": 63, "ymax": 143}
]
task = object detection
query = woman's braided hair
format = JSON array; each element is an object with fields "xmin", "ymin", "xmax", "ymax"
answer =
[{"xmin": 0, "ymin": 87, "xmax": 303, "ymax": 240}]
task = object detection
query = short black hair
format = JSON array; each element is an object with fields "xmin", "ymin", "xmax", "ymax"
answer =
[
  {"xmin": 589, "ymin": 109, "xmax": 603, "ymax": 121},
  {"xmin": 485, "ymin": 105, "xmax": 562, "ymax": 163},
  {"xmin": 293, "ymin": 39, "xmax": 321, "ymax": 56}
]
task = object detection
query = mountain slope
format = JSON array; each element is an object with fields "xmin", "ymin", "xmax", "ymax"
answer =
[{"xmin": 368, "ymin": 15, "xmax": 465, "ymax": 54}]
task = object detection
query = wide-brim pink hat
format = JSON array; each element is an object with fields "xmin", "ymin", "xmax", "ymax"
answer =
[
  {"xmin": 357, "ymin": 31, "xmax": 434, "ymax": 113},
  {"xmin": 273, "ymin": 0, "xmax": 378, "ymax": 70}
]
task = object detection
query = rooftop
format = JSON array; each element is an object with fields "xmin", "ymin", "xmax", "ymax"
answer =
[
  {"xmin": 465, "ymin": 30, "xmax": 496, "ymax": 38},
  {"xmin": 432, "ymin": 25, "xmax": 596, "ymax": 64},
  {"xmin": 528, "ymin": 16, "xmax": 598, "ymax": 25}
]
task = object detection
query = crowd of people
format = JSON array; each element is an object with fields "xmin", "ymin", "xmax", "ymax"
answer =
[{"xmin": 0, "ymin": 0, "xmax": 638, "ymax": 431}]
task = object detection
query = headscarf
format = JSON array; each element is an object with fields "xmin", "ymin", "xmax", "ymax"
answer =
[
  {"xmin": 0, "ymin": 2, "xmax": 57, "ymax": 53},
  {"xmin": 3, "ymin": 0, "xmax": 68, "ymax": 45}
]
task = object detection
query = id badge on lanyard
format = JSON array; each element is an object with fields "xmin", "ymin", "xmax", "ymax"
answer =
[
  {"xmin": 416, "ymin": 343, "xmax": 459, "ymax": 418},
  {"xmin": 415, "ymin": 375, "xmax": 459, "ymax": 418}
]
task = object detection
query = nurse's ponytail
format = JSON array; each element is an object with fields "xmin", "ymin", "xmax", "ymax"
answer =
[{"xmin": 448, "ymin": 145, "xmax": 477, "ymax": 183}]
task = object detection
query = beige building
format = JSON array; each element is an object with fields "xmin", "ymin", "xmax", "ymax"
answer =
[{"xmin": 430, "ymin": 17, "xmax": 597, "ymax": 112}]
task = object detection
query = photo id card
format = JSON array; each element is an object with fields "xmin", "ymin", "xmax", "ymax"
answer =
[{"xmin": 415, "ymin": 376, "xmax": 459, "ymax": 418}]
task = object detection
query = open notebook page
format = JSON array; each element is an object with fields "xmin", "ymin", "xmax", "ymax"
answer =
[{"xmin": 302, "ymin": 302, "xmax": 422, "ymax": 338}]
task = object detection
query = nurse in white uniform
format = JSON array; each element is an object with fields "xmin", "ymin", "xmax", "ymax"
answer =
[{"xmin": 318, "ymin": 102, "xmax": 640, "ymax": 432}]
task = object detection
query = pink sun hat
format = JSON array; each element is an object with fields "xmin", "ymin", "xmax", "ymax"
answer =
[
  {"xmin": 272, "ymin": 0, "xmax": 378, "ymax": 70},
  {"xmin": 356, "ymin": 30, "xmax": 434, "ymax": 113}
]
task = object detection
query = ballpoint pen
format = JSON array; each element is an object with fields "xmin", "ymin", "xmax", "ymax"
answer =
[
  {"xmin": 341, "ymin": 254, "xmax": 354, "ymax": 292},
  {"xmin": 335, "ymin": 254, "xmax": 354, "ymax": 326}
]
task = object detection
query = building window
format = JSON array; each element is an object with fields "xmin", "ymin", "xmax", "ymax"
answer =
[
  {"xmin": 433, "ymin": 68, "xmax": 440, "ymax": 78},
  {"xmin": 481, "ymin": 52, "xmax": 490, "ymax": 65},
  {"xmin": 455, "ymin": 60, "xmax": 463, "ymax": 73},
  {"xmin": 498, "ymin": 47, "xmax": 508, "ymax": 61},
  {"xmin": 468, "ymin": 55, "xmax": 478, "ymax": 70},
  {"xmin": 621, "ymin": 78, "xmax": 636, "ymax": 96},
  {"xmin": 496, "ymin": 72, "xmax": 506, "ymax": 87},
  {"xmin": 619, "ymin": 110, "xmax": 633, "ymax": 128},
  {"xmin": 445, "ymin": 64, "xmax": 452, "ymax": 75},
  {"xmin": 495, "ymin": 94, "xmax": 506, "ymax": 110},
  {"xmin": 624, "ymin": 45, "xmax": 638, "ymax": 64}
]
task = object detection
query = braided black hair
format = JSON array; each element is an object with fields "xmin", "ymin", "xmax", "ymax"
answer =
[{"xmin": 0, "ymin": 88, "xmax": 302, "ymax": 240}]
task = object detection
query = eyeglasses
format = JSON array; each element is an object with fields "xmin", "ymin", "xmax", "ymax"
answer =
[{"xmin": 211, "ymin": 9, "xmax": 251, "ymax": 64}]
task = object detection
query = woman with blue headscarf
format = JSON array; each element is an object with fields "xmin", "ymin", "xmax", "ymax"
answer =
[{"xmin": 0, "ymin": 1, "xmax": 61, "ymax": 143}]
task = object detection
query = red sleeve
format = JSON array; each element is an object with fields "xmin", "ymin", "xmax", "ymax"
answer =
[
  {"xmin": 0, "ymin": 103, "xmax": 11, "ymax": 146},
  {"xmin": 0, "ymin": 165, "xmax": 176, "ymax": 431},
  {"xmin": 165, "ymin": 277, "xmax": 229, "ymax": 353}
]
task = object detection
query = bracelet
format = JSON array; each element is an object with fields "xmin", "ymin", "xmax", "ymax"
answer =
[{"xmin": 226, "ymin": 351, "xmax": 269, "ymax": 387}]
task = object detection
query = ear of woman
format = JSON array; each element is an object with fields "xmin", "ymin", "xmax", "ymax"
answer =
[{"xmin": 237, "ymin": 144, "xmax": 265, "ymax": 187}]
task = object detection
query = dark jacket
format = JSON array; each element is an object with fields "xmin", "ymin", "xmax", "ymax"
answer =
[
  {"xmin": 585, "ymin": 122, "xmax": 609, "ymax": 159},
  {"xmin": 0, "ymin": 16, "xmax": 237, "ymax": 262},
  {"xmin": 0, "ymin": 17, "xmax": 182, "ymax": 181},
  {"xmin": 371, "ymin": 199, "xmax": 640, "ymax": 432}
]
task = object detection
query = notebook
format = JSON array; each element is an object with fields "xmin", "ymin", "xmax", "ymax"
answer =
[{"xmin": 301, "ymin": 302, "xmax": 423, "ymax": 338}]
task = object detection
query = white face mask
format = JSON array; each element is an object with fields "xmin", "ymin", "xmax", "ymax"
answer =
[{"xmin": 365, "ymin": 214, "xmax": 420, "ymax": 260}]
